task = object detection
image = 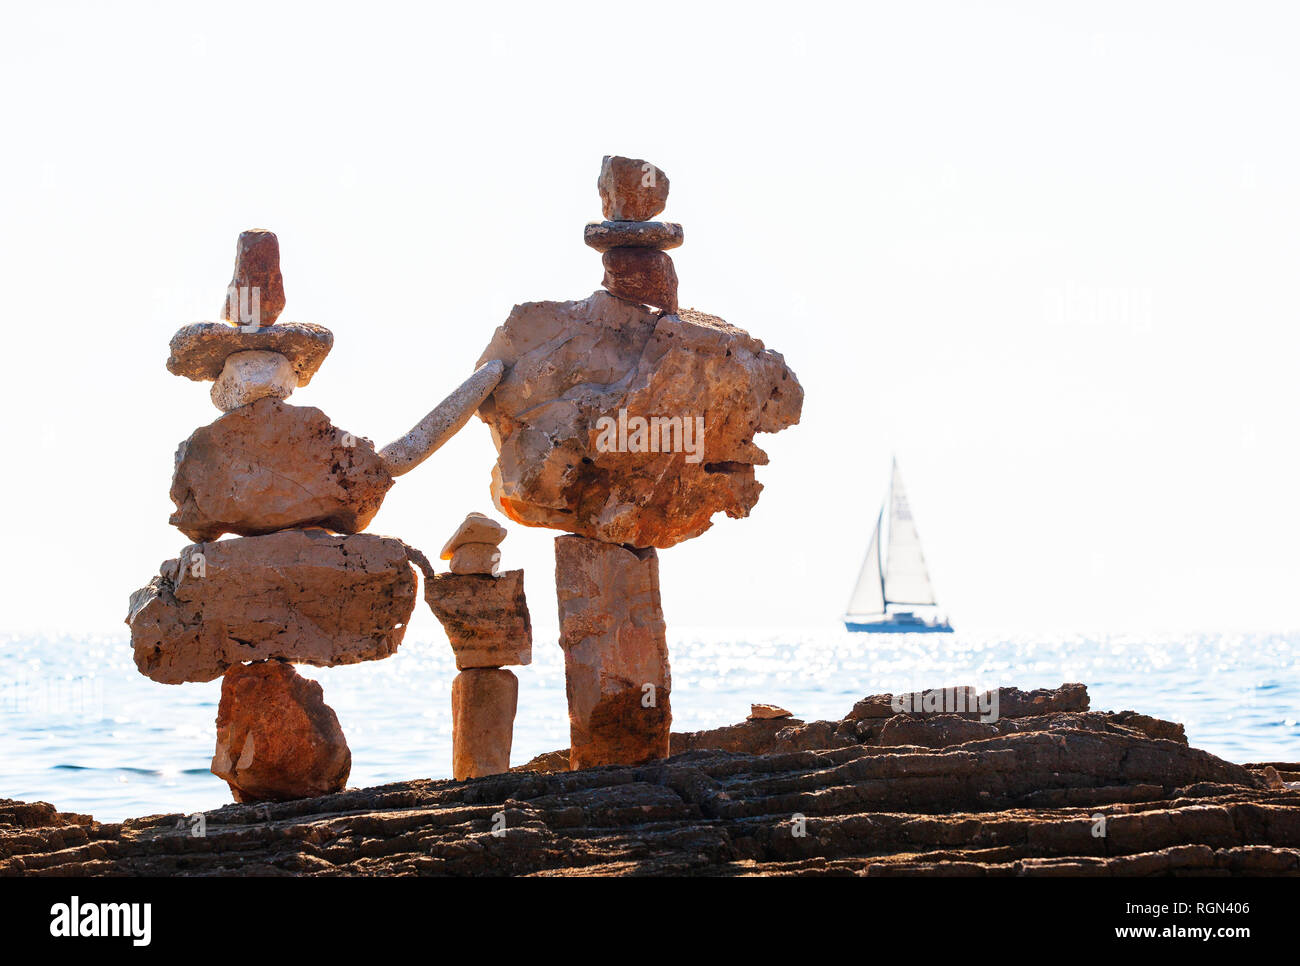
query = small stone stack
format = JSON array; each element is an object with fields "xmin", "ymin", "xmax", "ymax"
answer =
[
  {"xmin": 585, "ymin": 156, "xmax": 681, "ymax": 314},
  {"xmin": 127, "ymin": 230, "xmax": 420, "ymax": 803},
  {"xmin": 424, "ymin": 513, "xmax": 532, "ymax": 780}
]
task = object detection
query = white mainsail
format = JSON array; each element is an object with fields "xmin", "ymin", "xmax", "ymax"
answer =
[
  {"xmin": 845, "ymin": 459, "xmax": 939, "ymax": 618},
  {"xmin": 882, "ymin": 460, "xmax": 937, "ymax": 606}
]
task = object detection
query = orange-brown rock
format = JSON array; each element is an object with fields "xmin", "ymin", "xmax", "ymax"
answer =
[
  {"xmin": 210, "ymin": 661, "xmax": 350, "ymax": 803},
  {"xmin": 167, "ymin": 320, "xmax": 333, "ymax": 385},
  {"xmin": 601, "ymin": 247, "xmax": 679, "ymax": 313},
  {"xmin": 220, "ymin": 229, "xmax": 285, "ymax": 327},
  {"xmin": 126, "ymin": 530, "xmax": 418, "ymax": 684},
  {"xmin": 555, "ymin": 535, "xmax": 670, "ymax": 769},
  {"xmin": 598, "ymin": 156, "xmax": 669, "ymax": 222},
  {"xmin": 476, "ymin": 290, "xmax": 803, "ymax": 549},
  {"xmin": 748, "ymin": 703, "xmax": 792, "ymax": 721},
  {"xmin": 451, "ymin": 668, "xmax": 518, "ymax": 780},
  {"xmin": 169, "ymin": 398, "xmax": 394, "ymax": 542},
  {"xmin": 424, "ymin": 570, "xmax": 531, "ymax": 669}
]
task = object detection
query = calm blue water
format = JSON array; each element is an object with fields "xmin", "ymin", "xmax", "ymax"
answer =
[{"xmin": 1, "ymin": 629, "xmax": 1296, "ymax": 823}]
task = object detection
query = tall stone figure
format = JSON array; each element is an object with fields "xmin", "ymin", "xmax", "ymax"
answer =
[
  {"xmin": 476, "ymin": 158, "xmax": 804, "ymax": 769},
  {"xmin": 126, "ymin": 229, "xmax": 506, "ymax": 802}
]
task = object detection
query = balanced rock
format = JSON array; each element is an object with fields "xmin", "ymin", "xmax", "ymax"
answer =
[
  {"xmin": 601, "ymin": 247, "xmax": 679, "ymax": 313},
  {"xmin": 127, "ymin": 530, "xmax": 418, "ymax": 684},
  {"xmin": 220, "ymin": 229, "xmax": 285, "ymax": 327},
  {"xmin": 598, "ymin": 156, "xmax": 669, "ymax": 222},
  {"xmin": 476, "ymin": 290, "xmax": 803, "ymax": 548},
  {"xmin": 584, "ymin": 221, "xmax": 684, "ymax": 253},
  {"xmin": 424, "ymin": 570, "xmax": 531, "ymax": 669},
  {"xmin": 167, "ymin": 321, "xmax": 333, "ymax": 386},
  {"xmin": 439, "ymin": 512, "xmax": 507, "ymax": 560},
  {"xmin": 555, "ymin": 535, "xmax": 671, "ymax": 769},
  {"xmin": 169, "ymin": 397, "xmax": 394, "ymax": 542},
  {"xmin": 210, "ymin": 350, "xmax": 297, "ymax": 412},
  {"xmin": 748, "ymin": 703, "xmax": 792, "ymax": 721},
  {"xmin": 211, "ymin": 661, "xmax": 350, "ymax": 803},
  {"xmin": 449, "ymin": 543, "xmax": 501, "ymax": 575},
  {"xmin": 451, "ymin": 668, "xmax": 518, "ymax": 780}
]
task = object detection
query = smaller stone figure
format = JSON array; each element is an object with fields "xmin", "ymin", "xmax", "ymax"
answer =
[{"xmin": 425, "ymin": 513, "xmax": 532, "ymax": 779}]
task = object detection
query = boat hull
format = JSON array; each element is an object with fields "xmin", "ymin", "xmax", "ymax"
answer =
[{"xmin": 845, "ymin": 617, "xmax": 954, "ymax": 634}]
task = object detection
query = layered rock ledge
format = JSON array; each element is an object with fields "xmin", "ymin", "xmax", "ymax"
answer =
[{"xmin": 4, "ymin": 684, "xmax": 1298, "ymax": 876}]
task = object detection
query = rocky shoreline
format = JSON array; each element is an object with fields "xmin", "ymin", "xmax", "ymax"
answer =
[{"xmin": 4, "ymin": 684, "xmax": 1298, "ymax": 877}]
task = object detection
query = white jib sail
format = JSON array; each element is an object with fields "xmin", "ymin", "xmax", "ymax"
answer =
[
  {"xmin": 846, "ymin": 508, "xmax": 885, "ymax": 617},
  {"xmin": 883, "ymin": 461, "xmax": 937, "ymax": 607}
]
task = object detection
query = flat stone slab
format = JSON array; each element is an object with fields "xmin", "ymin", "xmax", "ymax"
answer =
[
  {"xmin": 167, "ymin": 321, "xmax": 334, "ymax": 385},
  {"xmin": 583, "ymin": 221, "xmax": 684, "ymax": 253},
  {"xmin": 169, "ymin": 398, "xmax": 394, "ymax": 542},
  {"xmin": 424, "ymin": 570, "xmax": 531, "ymax": 669},
  {"xmin": 127, "ymin": 530, "xmax": 418, "ymax": 684}
]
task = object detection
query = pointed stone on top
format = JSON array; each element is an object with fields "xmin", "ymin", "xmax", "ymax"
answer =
[
  {"xmin": 440, "ymin": 512, "xmax": 508, "ymax": 561},
  {"xmin": 598, "ymin": 156, "xmax": 670, "ymax": 222},
  {"xmin": 221, "ymin": 229, "xmax": 285, "ymax": 327}
]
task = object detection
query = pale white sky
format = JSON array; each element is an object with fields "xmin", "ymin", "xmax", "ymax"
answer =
[{"xmin": 2, "ymin": 1, "xmax": 1299, "ymax": 637}]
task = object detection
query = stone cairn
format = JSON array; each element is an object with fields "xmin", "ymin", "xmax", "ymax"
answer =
[
  {"xmin": 126, "ymin": 229, "xmax": 507, "ymax": 802},
  {"xmin": 474, "ymin": 157, "xmax": 804, "ymax": 771},
  {"xmin": 424, "ymin": 513, "xmax": 532, "ymax": 779},
  {"xmin": 585, "ymin": 155, "xmax": 682, "ymax": 313}
]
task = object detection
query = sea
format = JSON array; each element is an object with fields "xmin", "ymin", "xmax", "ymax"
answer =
[{"xmin": 1, "ymin": 628, "xmax": 1296, "ymax": 823}]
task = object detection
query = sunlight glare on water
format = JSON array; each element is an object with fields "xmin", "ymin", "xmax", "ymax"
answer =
[{"xmin": 1, "ymin": 629, "xmax": 1295, "ymax": 823}]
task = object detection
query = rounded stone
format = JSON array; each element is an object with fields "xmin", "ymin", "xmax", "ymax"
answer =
[{"xmin": 210, "ymin": 350, "xmax": 297, "ymax": 412}]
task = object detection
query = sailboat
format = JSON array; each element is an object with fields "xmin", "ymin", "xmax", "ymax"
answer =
[{"xmin": 844, "ymin": 458, "xmax": 953, "ymax": 633}]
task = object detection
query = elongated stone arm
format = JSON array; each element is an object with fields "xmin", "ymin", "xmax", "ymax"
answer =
[{"xmin": 379, "ymin": 359, "xmax": 506, "ymax": 477}]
